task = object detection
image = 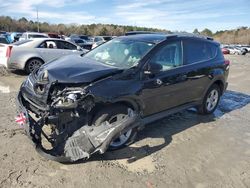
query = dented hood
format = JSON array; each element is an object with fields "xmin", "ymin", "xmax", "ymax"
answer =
[{"xmin": 38, "ymin": 55, "xmax": 120, "ymax": 83}]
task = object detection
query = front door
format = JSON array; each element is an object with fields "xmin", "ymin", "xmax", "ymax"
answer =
[{"xmin": 140, "ymin": 40, "xmax": 192, "ymax": 116}]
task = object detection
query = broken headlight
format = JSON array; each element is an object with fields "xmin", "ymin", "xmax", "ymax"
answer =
[{"xmin": 52, "ymin": 89, "xmax": 94, "ymax": 111}]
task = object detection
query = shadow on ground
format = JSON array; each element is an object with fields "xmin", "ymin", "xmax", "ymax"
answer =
[{"xmin": 88, "ymin": 90, "xmax": 250, "ymax": 163}]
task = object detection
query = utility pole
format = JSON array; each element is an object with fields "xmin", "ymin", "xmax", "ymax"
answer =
[{"xmin": 37, "ymin": 7, "xmax": 39, "ymax": 32}]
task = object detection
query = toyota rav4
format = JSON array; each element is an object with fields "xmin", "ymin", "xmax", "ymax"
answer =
[{"xmin": 16, "ymin": 34, "xmax": 229, "ymax": 162}]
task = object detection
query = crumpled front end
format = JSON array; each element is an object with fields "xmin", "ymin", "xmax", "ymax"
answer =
[{"xmin": 16, "ymin": 77, "xmax": 141, "ymax": 162}]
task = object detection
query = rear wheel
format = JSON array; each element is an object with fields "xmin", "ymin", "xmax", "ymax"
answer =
[
  {"xmin": 92, "ymin": 105, "xmax": 137, "ymax": 150},
  {"xmin": 25, "ymin": 58, "xmax": 43, "ymax": 74},
  {"xmin": 197, "ymin": 84, "xmax": 221, "ymax": 115}
]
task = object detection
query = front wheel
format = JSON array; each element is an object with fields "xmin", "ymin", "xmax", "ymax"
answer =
[
  {"xmin": 25, "ymin": 58, "xmax": 44, "ymax": 74},
  {"xmin": 92, "ymin": 105, "xmax": 138, "ymax": 150},
  {"xmin": 197, "ymin": 84, "xmax": 221, "ymax": 115}
]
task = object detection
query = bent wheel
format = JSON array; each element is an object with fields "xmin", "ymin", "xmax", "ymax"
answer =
[{"xmin": 92, "ymin": 105, "xmax": 137, "ymax": 150}]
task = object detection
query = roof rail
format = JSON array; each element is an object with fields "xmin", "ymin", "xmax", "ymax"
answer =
[
  {"xmin": 174, "ymin": 33, "xmax": 214, "ymax": 41},
  {"xmin": 125, "ymin": 31, "xmax": 167, "ymax": 36},
  {"xmin": 165, "ymin": 34, "xmax": 178, "ymax": 39}
]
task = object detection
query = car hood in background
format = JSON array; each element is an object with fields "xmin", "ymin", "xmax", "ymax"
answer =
[{"xmin": 38, "ymin": 55, "xmax": 121, "ymax": 83}]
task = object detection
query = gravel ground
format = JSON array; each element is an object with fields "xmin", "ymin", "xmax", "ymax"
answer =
[{"xmin": 0, "ymin": 55, "xmax": 249, "ymax": 188}]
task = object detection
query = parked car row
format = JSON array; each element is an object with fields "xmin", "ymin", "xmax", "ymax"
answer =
[
  {"xmin": 221, "ymin": 44, "xmax": 250, "ymax": 55},
  {"xmin": 0, "ymin": 31, "xmax": 116, "ymax": 50}
]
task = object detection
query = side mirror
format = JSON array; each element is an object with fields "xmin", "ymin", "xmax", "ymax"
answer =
[{"xmin": 144, "ymin": 62, "xmax": 162, "ymax": 75}]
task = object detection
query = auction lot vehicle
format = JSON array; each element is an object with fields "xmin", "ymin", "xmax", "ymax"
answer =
[
  {"xmin": 0, "ymin": 36, "xmax": 10, "ymax": 44},
  {"xmin": 16, "ymin": 34, "xmax": 229, "ymax": 162},
  {"xmin": 221, "ymin": 48, "xmax": 230, "ymax": 54},
  {"xmin": 3, "ymin": 38, "xmax": 87, "ymax": 73},
  {"xmin": 224, "ymin": 46, "xmax": 247, "ymax": 55},
  {"xmin": 0, "ymin": 43, "xmax": 10, "ymax": 67},
  {"xmin": 19, "ymin": 32, "xmax": 48, "ymax": 41}
]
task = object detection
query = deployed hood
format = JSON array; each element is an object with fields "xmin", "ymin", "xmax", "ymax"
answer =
[{"xmin": 38, "ymin": 55, "xmax": 121, "ymax": 83}]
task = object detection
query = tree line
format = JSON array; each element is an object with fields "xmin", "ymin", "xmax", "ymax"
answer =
[
  {"xmin": 0, "ymin": 16, "xmax": 168, "ymax": 36},
  {"xmin": 0, "ymin": 16, "xmax": 249, "ymax": 44},
  {"xmin": 193, "ymin": 27, "xmax": 250, "ymax": 45}
]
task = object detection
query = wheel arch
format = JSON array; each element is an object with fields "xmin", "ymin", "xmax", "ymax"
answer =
[
  {"xmin": 213, "ymin": 79, "xmax": 225, "ymax": 94},
  {"xmin": 90, "ymin": 98, "xmax": 142, "ymax": 119},
  {"xmin": 24, "ymin": 57, "xmax": 45, "ymax": 73},
  {"xmin": 25, "ymin": 57, "xmax": 45, "ymax": 68}
]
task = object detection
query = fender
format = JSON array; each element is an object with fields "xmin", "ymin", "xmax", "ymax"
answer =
[{"xmin": 202, "ymin": 67, "xmax": 226, "ymax": 99}]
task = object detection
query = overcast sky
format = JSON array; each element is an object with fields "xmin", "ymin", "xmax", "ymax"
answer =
[{"xmin": 0, "ymin": 0, "xmax": 249, "ymax": 32}]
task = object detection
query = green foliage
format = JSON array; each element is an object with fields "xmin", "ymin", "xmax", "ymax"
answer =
[
  {"xmin": 200, "ymin": 28, "xmax": 213, "ymax": 36},
  {"xmin": 193, "ymin": 28, "xmax": 199, "ymax": 34}
]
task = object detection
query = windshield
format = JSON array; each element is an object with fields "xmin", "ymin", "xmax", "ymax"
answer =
[{"xmin": 85, "ymin": 39, "xmax": 154, "ymax": 68}]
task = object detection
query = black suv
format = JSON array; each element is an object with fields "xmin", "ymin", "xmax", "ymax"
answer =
[{"xmin": 17, "ymin": 34, "xmax": 229, "ymax": 162}]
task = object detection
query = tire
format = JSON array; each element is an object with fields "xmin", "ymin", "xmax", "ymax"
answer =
[
  {"xmin": 197, "ymin": 84, "xmax": 221, "ymax": 115},
  {"xmin": 92, "ymin": 104, "xmax": 137, "ymax": 150},
  {"xmin": 25, "ymin": 58, "xmax": 44, "ymax": 74}
]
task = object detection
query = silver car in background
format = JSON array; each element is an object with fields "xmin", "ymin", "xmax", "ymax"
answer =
[
  {"xmin": 6, "ymin": 38, "xmax": 87, "ymax": 73},
  {"xmin": 19, "ymin": 32, "xmax": 48, "ymax": 41}
]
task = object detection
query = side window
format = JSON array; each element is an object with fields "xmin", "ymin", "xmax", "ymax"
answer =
[
  {"xmin": 184, "ymin": 40, "xmax": 217, "ymax": 65},
  {"xmin": 149, "ymin": 41, "xmax": 183, "ymax": 71},
  {"xmin": 56, "ymin": 41, "xmax": 77, "ymax": 50},
  {"xmin": 38, "ymin": 41, "xmax": 57, "ymax": 49}
]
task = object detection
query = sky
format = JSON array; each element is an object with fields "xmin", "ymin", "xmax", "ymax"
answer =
[{"xmin": 0, "ymin": 0, "xmax": 249, "ymax": 32}]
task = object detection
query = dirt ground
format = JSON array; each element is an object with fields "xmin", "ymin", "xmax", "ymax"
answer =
[{"xmin": 0, "ymin": 55, "xmax": 249, "ymax": 188}]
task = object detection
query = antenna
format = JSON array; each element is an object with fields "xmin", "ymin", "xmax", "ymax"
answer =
[{"xmin": 37, "ymin": 7, "xmax": 39, "ymax": 32}]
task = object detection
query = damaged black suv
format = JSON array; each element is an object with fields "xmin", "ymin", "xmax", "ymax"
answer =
[{"xmin": 17, "ymin": 34, "xmax": 229, "ymax": 162}]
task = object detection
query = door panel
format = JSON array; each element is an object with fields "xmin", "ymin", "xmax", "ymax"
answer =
[
  {"xmin": 37, "ymin": 48, "xmax": 62, "ymax": 62},
  {"xmin": 139, "ymin": 40, "xmax": 189, "ymax": 116},
  {"xmin": 37, "ymin": 40, "xmax": 62, "ymax": 62},
  {"xmin": 140, "ymin": 67, "xmax": 191, "ymax": 116}
]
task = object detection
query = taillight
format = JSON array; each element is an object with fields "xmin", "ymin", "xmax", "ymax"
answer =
[
  {"xmin": 6, "ymin": 46, "xmax": 13, "ymax": 58},
  {"xmin": 224, "ymin": 59, "xmax": 230, "ymax": 66}
]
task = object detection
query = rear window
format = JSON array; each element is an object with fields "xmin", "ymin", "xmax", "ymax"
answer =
[
  {"xmin": 184, "ymin": 39, "xmax": 217, "ymax": 65},
  {"xmin": 29, "ymin": 34, "xmax": 47, "ymax": 39}
]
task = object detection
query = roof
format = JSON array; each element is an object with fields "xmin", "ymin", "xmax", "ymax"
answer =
[
  {"xmin": 23, "ymin": 32, "xmax": 48, "ymax": 35},
  {"xmin": 118, "ymin": 34, "xmax": 167, "ymax": 43},
  {"xmin": 118, "ymin": 33, "xmax": 218, "ymax": 44}
]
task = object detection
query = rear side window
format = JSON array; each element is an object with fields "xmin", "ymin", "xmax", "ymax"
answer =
[{"xmin": 184, "ymin": 40, "xmax": 217, "ymax": 65}]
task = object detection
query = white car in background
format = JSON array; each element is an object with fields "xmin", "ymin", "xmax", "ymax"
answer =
[
  {"xmin": 19, "ymin": 32, "xmax": 48, "ymax": 41},
  {"xmin": 0, "ymin": 38, "xmax": 88, "ymax": 73},
  {"xmin": 0, "ymin": 43, "xmax": 11, "ymax": 67}
]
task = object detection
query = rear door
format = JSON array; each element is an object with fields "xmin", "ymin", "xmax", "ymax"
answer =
[{"xmin": 182, "ymin": 39, "xmax": 218, "ymax": 102}]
